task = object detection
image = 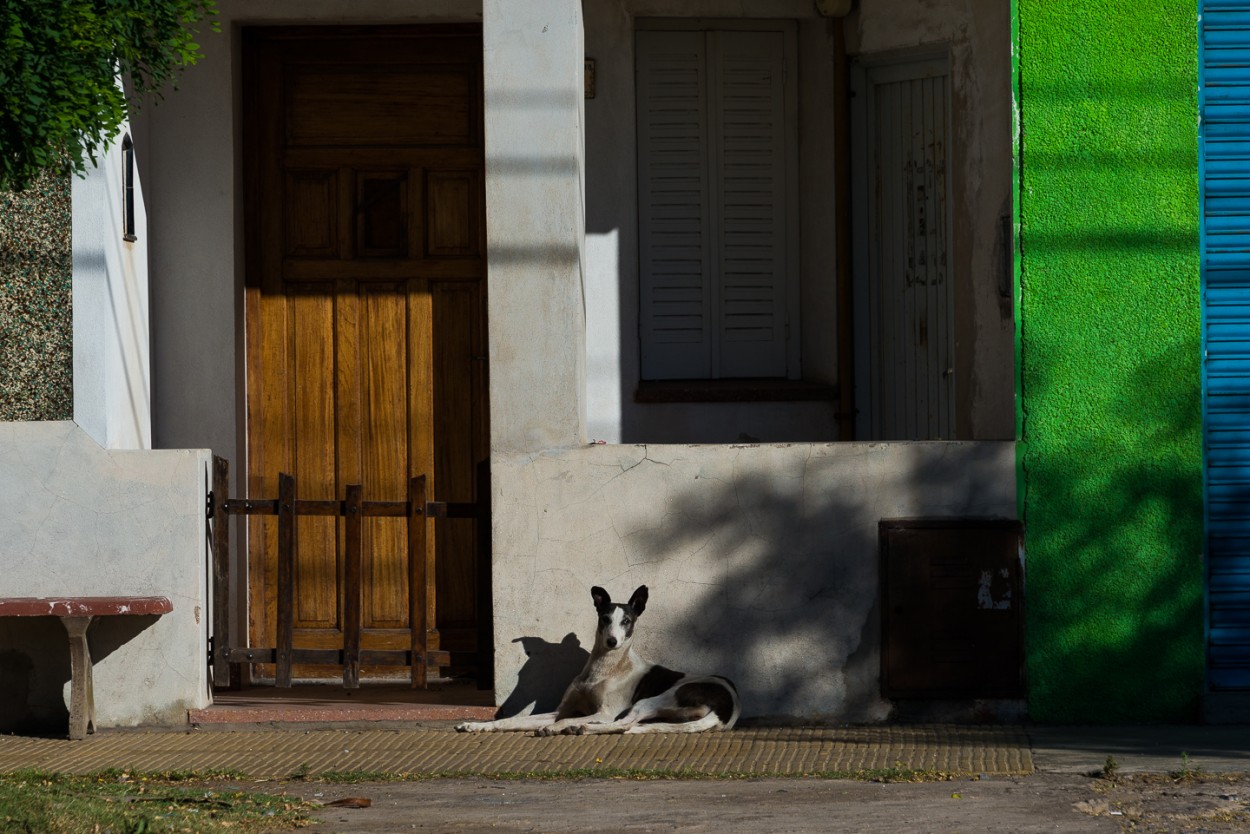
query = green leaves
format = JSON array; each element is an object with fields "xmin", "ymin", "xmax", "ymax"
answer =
[{"xmin": 0, "ymin": 0, "xmax": 218, "ymax": 192}]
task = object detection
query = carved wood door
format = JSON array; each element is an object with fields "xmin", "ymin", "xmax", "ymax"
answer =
[{"xmin": 243, "ymin": 26, "xmax": 488, "ymax": 681}]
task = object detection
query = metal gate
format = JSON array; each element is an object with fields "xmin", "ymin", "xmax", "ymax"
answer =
[
  {"xmin": 207, "ymin": 456, "xmax": 491, "ymax": 690},
  {"xmin": 1202, "ymin": 1, "xmax": 1250, "ymax": 691}
]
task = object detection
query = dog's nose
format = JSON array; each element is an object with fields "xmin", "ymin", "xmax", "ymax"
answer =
[{"xmin": 606, "ymin": 636, "xmax": 617, "ymax": 648}]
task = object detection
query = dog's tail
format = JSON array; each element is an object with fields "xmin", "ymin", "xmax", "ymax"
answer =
[
  {"xmin": 680, "ymin": 674, "xmax": 739, "ymax": 730},
  {"xmin": 711, "ymin": 675, "xmax": 741, "ymax": 730}
]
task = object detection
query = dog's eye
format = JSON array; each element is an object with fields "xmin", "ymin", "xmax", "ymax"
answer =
[
  {"xmin": 600, "ymin": 615, "xmax": 610, "ymax": 624},
  {"xmin": 621, "ymin": 617, "xmax": 631, "ymax": 626}
]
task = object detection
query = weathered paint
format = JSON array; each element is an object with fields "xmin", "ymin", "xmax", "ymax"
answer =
[
  {"xmin": 0, "ymin": 598, "xmax": 173, "ymax": 618},
  {"xmin": 491, "ymin": 441, "xmax": 1016, "ymax": 720},
  {"xmin": 0, "ymin": 422, "xmax": 210, "ymax": 731},
  {"xmin": 848, "ymin": 0, "xmax": 1016, "ymax": 441}
]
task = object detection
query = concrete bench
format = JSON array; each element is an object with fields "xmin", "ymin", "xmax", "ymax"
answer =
[{"xmin": 0, "ymin": 597, "xmax": 174, "ymax": 739}]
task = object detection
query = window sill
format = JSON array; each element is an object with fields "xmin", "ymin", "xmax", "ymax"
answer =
[{"xmin": 634, "ymin": 379, "xmax": 838, "ymax": 404}]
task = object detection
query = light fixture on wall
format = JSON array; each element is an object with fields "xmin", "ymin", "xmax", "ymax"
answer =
[
  {"xmin": 815, "ymin": 0, "xmax": 853, "ymax": 16},
  {"xmin": 121, "ymin": 134, "xmax": 136, "ymax": 242}
]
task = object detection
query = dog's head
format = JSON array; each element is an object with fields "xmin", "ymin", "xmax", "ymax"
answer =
[{"xmin": 590, "ymin": 585, "xmax": 648, "ymax": 651}]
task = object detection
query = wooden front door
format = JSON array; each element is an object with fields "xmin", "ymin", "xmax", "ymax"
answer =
[{"xmin": 243, "ymin": 26, "xmax": 488, "ymax": 681}]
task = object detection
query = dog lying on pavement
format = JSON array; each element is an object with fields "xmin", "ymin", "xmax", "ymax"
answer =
[{"xmin": 455, "ymin": 584, "xmax": 740, "ymax": 735}]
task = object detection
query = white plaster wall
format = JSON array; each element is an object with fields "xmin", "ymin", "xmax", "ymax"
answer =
[
  {"xmin": 492, "ymin": 440, "xmax": 1016, "ymax": 720},
  {"xmin": 484, "ymin": 0, "xmax": 588, "ymax": 453},
  {"xmin": 0, "ymin": 422, "xmax": 210, "ymax": 728},
  {"xmin": 72, "ymin": 126, "xmax": 151, "ymax": 450},
  {"xmin": 583, "ymin": 0, "xmax": 842, "ymax": 444},
  {"xmin": 847, "ymin": 0, "xmax": 1015, "ymax": 439}
]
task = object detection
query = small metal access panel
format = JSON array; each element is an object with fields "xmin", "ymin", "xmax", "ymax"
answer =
[{"xmin": 880, "ymin": 519, "xmax": 1024, "ymax": 698}]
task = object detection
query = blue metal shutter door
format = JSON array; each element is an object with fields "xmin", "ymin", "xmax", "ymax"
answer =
[{"xmin": 1203, "ymin": 0, "xmax": 1250, "ymax": 690}]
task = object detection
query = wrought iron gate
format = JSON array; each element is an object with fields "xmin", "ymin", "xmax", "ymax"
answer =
[{"xmin": 207, "ymin": 455, "xmax": 491, "ymax": 690}]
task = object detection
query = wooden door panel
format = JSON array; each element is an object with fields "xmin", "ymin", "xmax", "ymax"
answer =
[
  {"xmin": 407, "ymin": 281, "xmax": 438, "ymax": 649},
  {"xmin": 427, "ymin": 172, "xmax": 480, "ymax": 257},
  {"xmin": 434, "ymin": 282, "xmax": 486, "ymax": 660},
  {"xmin": 355, "ymin": 174, "xmax": 409, "ymax": 257},
  {"xmin": 282, "ymin": 259, "xmax": 484, "ymax": 283},
  {"xmin": 290, "ymin": 290, "xmax": 336, "ymax": 504},
  {"xmin": 244, "ymin": 26, "xmax": 486, "ymax": 682},
  {"xmin": 284, "ymin": 171, "xmax": 338, "ymax": 257},
  {"xmin": 360, "ymin": 285, "xmax": 413, "ymax": 631},
  {"xmin": 290, "ymin": 289, "xmax": 338, "ymax": 632},
  {"xmin": 295, "ymin": 514, "xmax": 337, "ymax": 627},
  {"xmin": 245, "ymin": 282, "xmax": 290, "ymax": 656},
  {"xmin": 286, "ymin": 69, "xmax": 477, "ymax": 147}
]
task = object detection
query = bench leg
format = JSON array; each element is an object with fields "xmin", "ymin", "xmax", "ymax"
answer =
[{"xmin": 60, "ymin": 616, "xmax": 95, "ymax": 740}]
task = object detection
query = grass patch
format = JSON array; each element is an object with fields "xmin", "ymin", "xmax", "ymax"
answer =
[
  {"xmin": 92, "ymin": 767, "xmax": 252, "ymax": 783},
  {"xmin": 1170, "ymin": 751, "xmax": 1204, "ymax": 781},
  {"xmin": 0, "ymin": 770, "xmax": 313, "ymax": 833},
  {"xmin": 1102, "ymin": 755, "xmax": 1120, "ymax": 781},
  {"xmin": 311, "ymin": 765, "xmax": 959, "ymax": 783}
]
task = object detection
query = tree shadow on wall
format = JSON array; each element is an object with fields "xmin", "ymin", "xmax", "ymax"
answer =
[
  {"xmin": 623, "ymin": 472, "xmax": 881, "ymax": 721},
  {"xmin": 1022, "ymin": 335, "xmax": 1204, "ymax": 722},
  {"xmin": 487, "ymin": 469, "xmax": 881, "ymax": 721},
  {"xmin": 489, "ymin": 444, "xmax": 1020, "ymax": 723}
]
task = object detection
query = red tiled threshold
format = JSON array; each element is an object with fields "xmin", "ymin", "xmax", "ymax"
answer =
[{"xmin": 189, "ymin": 683, "xmax": 499, "ymax": 725}]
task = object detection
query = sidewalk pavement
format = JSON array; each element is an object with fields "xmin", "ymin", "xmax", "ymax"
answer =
[{"xmin": 2, "ymin": 723, "xmax": 1249, "ymax": 779}]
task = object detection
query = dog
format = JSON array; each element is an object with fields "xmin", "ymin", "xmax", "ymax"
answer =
[{"xmin": 455, "ymin": 585, "xmax": 740, "ymax": 735}]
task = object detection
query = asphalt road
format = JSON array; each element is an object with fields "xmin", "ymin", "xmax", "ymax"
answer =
[{"xmin": 282, "ymin": 771, "xmax": 1250, "ymax": 834}]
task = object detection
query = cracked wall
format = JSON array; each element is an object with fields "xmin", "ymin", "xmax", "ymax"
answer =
[
  {"xmin": 0, "ymin": 422, "xmax": 210, "ymax": 732},
  {"xmin": 491, "ymin": 440, "xmax": 1015, "ymax": 720}
]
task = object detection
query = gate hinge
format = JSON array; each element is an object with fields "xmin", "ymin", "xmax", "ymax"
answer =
[{"xmin": 206, "ymin": 490, "xmax": 215, "ymax": 520}]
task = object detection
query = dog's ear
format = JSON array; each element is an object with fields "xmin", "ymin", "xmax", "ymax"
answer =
[
  {"xmin": 591, "ymin": 586, "xmax": 611, "ymax": 611},
  {"xmin": 628, "ymin": 585, "xmax": 649, "ymax": 616}
]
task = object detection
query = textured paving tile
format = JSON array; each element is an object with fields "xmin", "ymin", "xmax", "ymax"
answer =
[{"xmin": 0, "ymin": 725, "xmax": 1032, "ymax": 777}]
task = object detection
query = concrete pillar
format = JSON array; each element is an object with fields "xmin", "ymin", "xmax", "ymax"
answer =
[{"xmin": 483, "ymin": 0, "xmax": 587, "ymax": 454}]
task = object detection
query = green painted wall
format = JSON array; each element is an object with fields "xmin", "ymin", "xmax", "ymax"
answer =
[
  {"xmin": 0, "ymin": 170, "xmax": 72, "ymax": 421},
  {"xmin": 1018, "ymin": 1, "xmax": 1204, "ymax": 721}
]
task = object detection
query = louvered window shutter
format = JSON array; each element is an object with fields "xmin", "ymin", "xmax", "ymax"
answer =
[
  {"xmin": 637, "ymin": 29, "xmax": 789, "ymax": 380},
  {"xmin": 711, "ymin": 31, "xmax": 788, "ymax": 378},
  {"xmin": 637, "ymin": 30, "xmax": 714, "ymax": 379}
]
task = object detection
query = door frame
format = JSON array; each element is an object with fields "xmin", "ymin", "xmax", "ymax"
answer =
[{"xmin": 850, "ymin": 44, "xmax": 957, "ymax": 441}]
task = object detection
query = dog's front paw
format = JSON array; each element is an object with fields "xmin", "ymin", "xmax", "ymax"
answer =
[
  {"xmin": 534, "ymin": 725, "xmax": 560, "ymax": 737},
  {"xmin": 455, "ymin": 721, "xmax": 487, "ymax": 733}
]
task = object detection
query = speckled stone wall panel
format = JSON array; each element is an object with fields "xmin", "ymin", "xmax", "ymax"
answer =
[
  {"xmin": 0, "ymin": 170, "xmax": 72, "ymax": 421},
  {"xmin": 1018, "ymin": 1, "xmax": 1204, "ymax": 720}
]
